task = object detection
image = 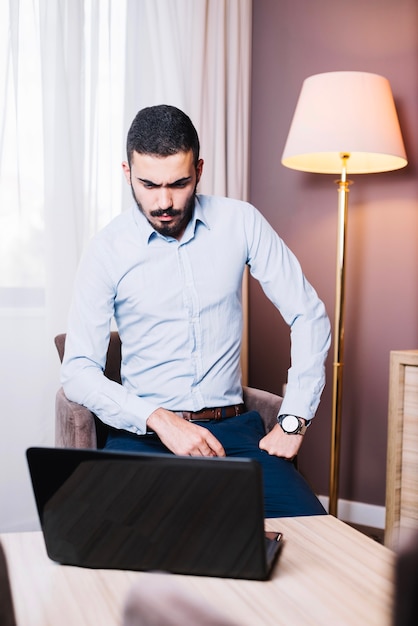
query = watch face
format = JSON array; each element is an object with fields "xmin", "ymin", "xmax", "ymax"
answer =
[{"xmin": 281, "ymin": 415, "xmax": 299, "ymax": 433}]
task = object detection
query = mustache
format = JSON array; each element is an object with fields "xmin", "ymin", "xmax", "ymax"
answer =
[{"xmin": 150, "ymin": 208, "xmax": 182, "ymax": 218}]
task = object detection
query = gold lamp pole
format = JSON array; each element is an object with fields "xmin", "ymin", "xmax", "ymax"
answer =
[
  {"xmin": 281, "ymin": 72, "xmax": 407, "ymax": 517},
  {"xmin": 329, "ymin": 154, "xmax": 350, "ymax": 516}
]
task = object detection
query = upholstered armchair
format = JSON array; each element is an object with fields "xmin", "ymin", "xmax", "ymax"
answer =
[{"xmin": 54, "ymin": 332, "xmax": 283, "ymax": 449}]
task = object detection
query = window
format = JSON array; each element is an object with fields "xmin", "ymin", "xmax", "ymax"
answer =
[
  {"xmin": 0, "ymin": 0, "xmax": 127, "ymax": 305},
  {"xmin": 0, "ymin": 1, "xmax": 45, "ymax": 289}
]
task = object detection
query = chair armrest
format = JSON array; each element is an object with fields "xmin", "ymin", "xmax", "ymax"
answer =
[
  {"xmin": 55, "ymin": 387, "xmax": 97, "ymax": 448},
  {"xmin": 243, "ymin": 386, "xmax": 283, "ymax": 433}
]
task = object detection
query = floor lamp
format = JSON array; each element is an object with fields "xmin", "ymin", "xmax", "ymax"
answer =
[{"xmin": 281, "ymin": 71, "xmax": 407, "ymax": 517}]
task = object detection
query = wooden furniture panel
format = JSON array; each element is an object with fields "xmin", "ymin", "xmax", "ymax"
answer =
[{"xmin": 385, "ymin": 350, "xmax": 418, "ymax": 548}]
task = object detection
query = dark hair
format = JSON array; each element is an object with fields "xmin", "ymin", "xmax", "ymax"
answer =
[{"xmin": 126, "ymin": 105, "xmax": 200, "ymax": 167}]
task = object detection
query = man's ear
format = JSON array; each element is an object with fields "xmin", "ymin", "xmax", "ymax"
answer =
[
  {"xmin": 122, "ymin": 161, "xmax": 131, "ymax": 185},
  {"xmin": 196, "ymin": 158, "xmax": 204, "ymax": 184}
]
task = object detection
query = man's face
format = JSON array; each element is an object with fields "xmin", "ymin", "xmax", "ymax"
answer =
[{"xmin": 122, "ymin": 150, "xmax": 203, "ymax": 240}]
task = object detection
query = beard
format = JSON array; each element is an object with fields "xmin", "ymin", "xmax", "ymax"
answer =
[{"xmin": 131, "ymin": 185, "xmax": 197, "ymax": 238}]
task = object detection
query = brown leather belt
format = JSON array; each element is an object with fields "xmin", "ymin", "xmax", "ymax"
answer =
[
  {"xmin": 145, "ymin": 404, "xmax": 246, "ymax": 434},
  {"xmin": 179, "ymin": 404, "xmax": 246, "ymax": 422}
]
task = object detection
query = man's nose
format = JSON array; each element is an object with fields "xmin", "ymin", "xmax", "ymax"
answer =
[{"xmin": 158, "ymin": 187, "xmax": 173, "ymax": 210}]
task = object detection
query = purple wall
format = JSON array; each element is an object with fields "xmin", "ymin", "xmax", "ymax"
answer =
[{"xmin": 249, "ymin": 0, "xmax": 418, "ymax": 505}]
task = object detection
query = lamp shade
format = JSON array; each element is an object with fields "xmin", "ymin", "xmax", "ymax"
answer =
[{"xmin": 281, "ymin": 71, "xmax": 407, "ymax": 174}]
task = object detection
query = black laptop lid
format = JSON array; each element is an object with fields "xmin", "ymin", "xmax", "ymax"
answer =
[{"xmin": 26, "ymin": 447, "xmax": 281, "ymax": 580}]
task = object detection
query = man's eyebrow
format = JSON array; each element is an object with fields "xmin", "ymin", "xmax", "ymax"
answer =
[{"xmin": 137, "ymin": 176, "xmax": 192, "ymax": 187}]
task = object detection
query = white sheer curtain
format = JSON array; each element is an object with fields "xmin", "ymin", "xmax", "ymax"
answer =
[
  {"xmin": 40, "ymin": 0, "xmax": 128, "ymax": 335},
  {"xmin": 124, "ymin": 0, "xmax": 251, "ymax": 200},
  {"xmin": 0, "ymin": 0, "xmax": 252, "ymax": 532}
]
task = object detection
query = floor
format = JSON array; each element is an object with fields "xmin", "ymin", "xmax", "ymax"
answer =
[{"xmin": 347, "ymin": 522, "xmax": 384, "ymax": 544}]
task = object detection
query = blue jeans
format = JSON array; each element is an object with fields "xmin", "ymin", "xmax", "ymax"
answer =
[{"xmin": 104, "ymin": 410, "xmax": 326, "ymax": 518}]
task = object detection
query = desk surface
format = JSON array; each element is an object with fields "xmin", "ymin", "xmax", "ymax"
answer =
[{"xmin": 1, "ymin": 515, "xmax": 394, "ymax": 626}]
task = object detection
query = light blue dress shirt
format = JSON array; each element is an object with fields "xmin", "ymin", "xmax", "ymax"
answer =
[{"xmin": 61, "ymin": 195, "xmax": 331, "ymax": 435}]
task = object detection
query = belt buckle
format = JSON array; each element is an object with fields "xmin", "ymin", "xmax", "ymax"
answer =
[
  {"xmin": 193, "ymin": 408, "xmax": 213, "ymax": 422},
  {"xmin": 180, "ymin": 410, "xmax": 212, "ymax": 422}
]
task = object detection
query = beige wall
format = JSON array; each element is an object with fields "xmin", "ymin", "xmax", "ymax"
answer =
[{"xmin": 249, "ymin": 0, "xmax": 418, "ymax": 506}]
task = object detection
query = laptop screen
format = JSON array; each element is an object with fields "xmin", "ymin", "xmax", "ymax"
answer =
[{"xmin": 27, "ymin": 447, "xmax": 282, "ymax": 580}]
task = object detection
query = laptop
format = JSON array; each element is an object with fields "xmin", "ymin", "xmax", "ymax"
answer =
[{"xmin": 26, "ymin": 447, "xmax": 283, "ymax": 580}]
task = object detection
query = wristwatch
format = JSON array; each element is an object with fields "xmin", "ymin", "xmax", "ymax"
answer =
[{"xmin": 277, "ymin": 414, "xmax": 311, "ymax": 436}]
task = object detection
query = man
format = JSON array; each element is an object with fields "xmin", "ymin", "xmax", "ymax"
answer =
[{"xmin": 62, "ymin": 104, "xmax": 331, "ymax": 517}]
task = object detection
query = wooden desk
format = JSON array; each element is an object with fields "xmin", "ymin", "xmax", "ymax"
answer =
[{"xmin": 1, "ymin": 516, "xmax": 394, "ymax": 626}]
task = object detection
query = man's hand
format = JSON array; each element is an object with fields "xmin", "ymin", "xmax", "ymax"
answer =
[
  {"xmin": 259, "ymin": 423, "xmax": 304, "ymax": 460},
  {"xmin": 146, "ymin": 408, "xmax": 226, "ymax": 457}
]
